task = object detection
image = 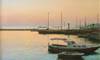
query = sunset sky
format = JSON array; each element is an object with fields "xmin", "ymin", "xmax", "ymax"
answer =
[{"xmin": 1, "ymin": 0, "xmax": 100, "ymax": 28}]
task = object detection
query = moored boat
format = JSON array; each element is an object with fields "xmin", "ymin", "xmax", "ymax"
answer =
[
  {"xmin": 48, "ymin": 38, "xmax": 100, "ymax": 54},
  {"xmin": 58, "ymin": 52, "xmax": 84, "ymax": 60},
  {"xmin": 48, "ymin": 38, "xmax": 67, "ymax": 53},
  {"xmin": 63, "ymin": 41, "xmax": 100, "ymax": 53}
]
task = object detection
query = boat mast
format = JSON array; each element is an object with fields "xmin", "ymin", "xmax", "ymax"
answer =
[
  {"xmin": 60, "ymin": 11, "xmax": 63, "ymax": 30},
  {"xmin": 64, "ymin": 20, "xmax": 66, "ymax": 30},
  {"xmin": 47, "ymin": 12, "xmax": 50, "ymax": 30},
  {"xmin": 79, "ymin": 18, "xmax": 82, "ymax": 29},
  {"xmin": 75, "ymin": 16, "xmax": 78, "ymax": 29},
  {"xmin": 67, "ymin": 23, "xmax": 70, "ymax": 30},
  {"xmin": 84, "ymin": 16, "xmax": 87, "ymax": 27},
  {"xmin": 97, "ymin": 14, "xmax": 99, "ymax": 24}
]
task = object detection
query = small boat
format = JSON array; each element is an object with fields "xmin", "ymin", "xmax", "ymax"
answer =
[
  {"xmin": 48, "ymin": 38, "xmax": 100, "ymax": 53},
  {"xmin": 48, "ymin": 38, "xmax": 67, "ymax": 53},
  {"xmin": 58, "ymin": 52, "xmax": 84, "ymax": 60}
]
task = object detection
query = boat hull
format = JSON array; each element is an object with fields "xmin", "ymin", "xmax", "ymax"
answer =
[
  {"xmin": 65, "ymin": 47, "xmax": 99, "ymax": 53},
  {"xmin": 48, "ymin": 46, "xmax": 65, "ymax": 53},
  {"xmin": 48, "ymin": 45, "xmax": 100, "ymax": 53},
  {"xmin": 58, "ymin": 52, "xmax": 84, "ymax": 60},
  {"xmin": 58, "ymin": 54, "xmax": 83, "ymax": 60}
]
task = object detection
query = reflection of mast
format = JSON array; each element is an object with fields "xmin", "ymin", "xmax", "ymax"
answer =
[{"xmin": 47, "ymin": 12, "xmax": 50, "ymax": 30}]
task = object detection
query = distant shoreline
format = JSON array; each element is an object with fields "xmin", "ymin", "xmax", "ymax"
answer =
[{"xmin": 0, "ymin": 29, "xmax": 33, "ymax": 31}]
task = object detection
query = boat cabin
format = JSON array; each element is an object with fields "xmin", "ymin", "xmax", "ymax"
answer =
[{"xmin": 49, "ymin": 38, "xmax": 67, "ymax": 46}]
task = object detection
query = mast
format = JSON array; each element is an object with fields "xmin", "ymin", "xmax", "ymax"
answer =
[
  {"xmin": 97, "ymin": 14, "xmax": 99, "ymax": 24},
  {"xmin": 47, "ymin": 12, "xmax": 50, "ymax": 30},
  {"xmin": 79, "ymin": 18, "xmax": 82, "ymax": 29},
  {"xmin": 75, "ymin": 16, "xmax": 78, "ymax": 29},
  {"xmin": 64, "ymin": 20, "xmax": 66, "ymax": 30},
  {"xmin": 84, "ymin": 16, "xmax": 87, "ymax": 27},
  {"xmin": 60, "ymin": 11, "xmax": 63, "ymax": 30},
  {"xmin": 68, "ymin": 23, "xmax": 70, "ymax": 30}
]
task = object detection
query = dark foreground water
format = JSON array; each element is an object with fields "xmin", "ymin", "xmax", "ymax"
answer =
[{"xmin": 0, "ymin": 31, "xmax": 100, "ymax": 60}]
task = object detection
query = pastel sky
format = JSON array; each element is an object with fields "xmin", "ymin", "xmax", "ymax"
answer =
[{"xmin": 1, "ymin": 0, "xmax": 100, "ymax": 28}]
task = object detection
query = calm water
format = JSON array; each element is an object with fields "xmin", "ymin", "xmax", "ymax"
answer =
[{"xmin": 0, "ymin": 31, "xmax": 100, "ymax": 60}]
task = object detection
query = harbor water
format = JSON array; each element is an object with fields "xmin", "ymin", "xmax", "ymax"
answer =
[{"xmin": 0, "ymin": 31, "xmax": 100, "ymax": 60}]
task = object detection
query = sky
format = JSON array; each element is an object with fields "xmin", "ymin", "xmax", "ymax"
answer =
[{"xmin": 1, "ymin": 0, "xmax": 100, "ymax": 28}]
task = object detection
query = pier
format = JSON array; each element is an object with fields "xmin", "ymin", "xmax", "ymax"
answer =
[{"xmin": 0, "ymin": 28, "xmax": 99, "ymax": 35}]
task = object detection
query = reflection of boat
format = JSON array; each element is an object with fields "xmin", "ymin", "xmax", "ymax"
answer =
[
  {"xmin": 48, "ymin": 38, "xmax": 100, "ymax": 53},
  {"xmin": 58, "ymin": 52, "xmax": 84, "ymax": 60}
]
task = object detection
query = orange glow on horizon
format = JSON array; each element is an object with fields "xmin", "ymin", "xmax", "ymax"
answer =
[{"xmin": 1, "ymin": 0, "xmax": 100, "ymax": 28}]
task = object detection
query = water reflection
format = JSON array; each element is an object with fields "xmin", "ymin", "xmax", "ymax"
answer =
[
  {"xmin": 57, "ymin": 57, "xmax": 84, "ymax": 60},
  {"xmin": 0, "ymin": 31, "xmax": 100, "ymax": 60},
  {"xmin": 57, "ymin": 52, "xmax": 100, "ymax": 60}
]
